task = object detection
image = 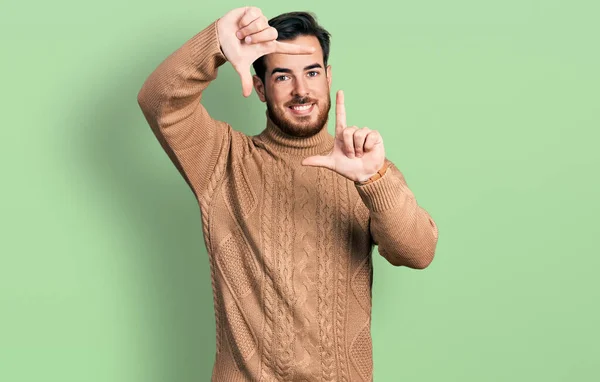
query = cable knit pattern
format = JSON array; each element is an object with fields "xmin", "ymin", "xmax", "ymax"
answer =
[
  {"xmin": 350, "ymin": 257, "xmax": 374, "ymax": 381},
  {"xmin": 225, "ymin": 300, "xmax": 258, "ymax": 370},
  {"xmin": 259, "ymin": 157, "xmax": 276, "ymax": 382},
  {"xmin": 136, "ymin": 19, "xmax": 439, "ymax": 381},
  {"xmin": 335, "ymin": 176, "xmax": 351, "ymax": 382},
  {"xmin": 353, "ymin": 198, "xmax": 370, "ymax": 235},
  {"xmin": 274, "ymin": 160, "xmax": 296, "ymax": 380},
  {"xmin": 352, "ymin": 258, "xmax": 372, "ymax": 314},
  {"xmin": 198, "ymin": 141, "xmax": 229, "ymax": 356},
  {"xmin": 224, "ymin": 162, "xmax": 257, "ymax": 223},
  {"xmin": 317, "ymin": 168, "xmax": 336, "ymax": 381},
  {"xmin": 350, "ymin": 320, "xmax": 373, "ymax": 381},
  {"xmin": 216, "ymin": 232, "xmax": 258, "ymax": 299},
  {"xmin": 293, "ymin": 164, "xmax": 319, "ymax": 379}
]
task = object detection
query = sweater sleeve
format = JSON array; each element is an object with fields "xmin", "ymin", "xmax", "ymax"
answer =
[
  {"xmin": 136, "ymin": 20, "xmax": 233, "ymax": 201},
  {"xmin": 355, "ymin": 159, "xmax": 439, "ymax": 269}
]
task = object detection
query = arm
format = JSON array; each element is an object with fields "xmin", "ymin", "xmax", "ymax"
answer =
[
  {"xmin": 137, "ymin": 20, "xmax": 232, "ymax": 200},
  {"xmin": 300, "ymin": 90, "xmax": 439, "ymax": 268},
  {"xmin": 355, "ymin": 159, "xmax": 439, "ymax": 269}
]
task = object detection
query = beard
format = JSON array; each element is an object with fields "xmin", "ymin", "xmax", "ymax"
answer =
[{"xmin": 266, "ymin": 93, "xmax": 331, "ymax": 138}]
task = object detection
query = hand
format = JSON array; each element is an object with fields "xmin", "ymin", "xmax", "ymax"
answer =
[
  {"xmin": 217, "ymin": 7, "xmax": 316, "ymax": 97},
  {"xmin": 302, "ymin": 90, "xmax": 386, "ymax": 182}
]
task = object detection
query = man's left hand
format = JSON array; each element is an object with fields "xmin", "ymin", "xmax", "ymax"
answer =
[{"xmin": 302, "ymin": 90, "xmax": 386, "ymax": 182}]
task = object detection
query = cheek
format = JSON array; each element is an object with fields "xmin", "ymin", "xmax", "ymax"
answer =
[
  {"xmin": 267, "ymin": 87, "xmax": 288, "ymax": 105},
  {"xmin": 314, "ymin": 82, "xmax": 329, "ymax": 97}
]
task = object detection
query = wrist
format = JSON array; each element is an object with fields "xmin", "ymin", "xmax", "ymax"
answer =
[{"xmin": 355, "ymin": 161, "xmax": 390, "ymax": 186}]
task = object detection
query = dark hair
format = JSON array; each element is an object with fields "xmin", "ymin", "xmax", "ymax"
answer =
[{"xmin": 252, "ymin": 11, "xmax": 331, "ymax": 85}]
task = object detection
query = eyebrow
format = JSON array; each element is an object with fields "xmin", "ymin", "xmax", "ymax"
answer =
[{"xmin": 271, "ymin": 63, "xmax": 323, "ymax": 76}]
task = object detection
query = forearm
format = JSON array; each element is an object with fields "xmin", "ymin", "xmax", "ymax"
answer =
[
  {"xmin": 356, "ymin": 160, "xmax": 439, "ymax": 268},
  {"xmin": 136, "ymin": 20, "xmax": 232, "ymax": 199},
  {"xmin": 137, "ymin": 20, "xmax": 225, "ymax": 133}
]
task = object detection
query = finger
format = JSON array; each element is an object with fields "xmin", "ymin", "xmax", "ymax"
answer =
[
  {"xmin": 238, "ymin": 7, "xmax": 262, "ymax": 30},
  {"xmin": 342, "ymin": 126, "xmax": 358, "ymax": 158},
  {"xmin": 237, "ymin": 16, "xmax": 269, "ymax": 40},
  {"xmin": 364, "ymin": 131, "xmax": 382, "ymax": 152},
  {"xmin": 272, "ymin": 41, "xmax": 316, "ymax": 55},
  {"xmin": 301, "ymin": 155, "xmax": 335, "ymax": 170},
  {"xmin": 235, "ymin": 64, "xmax": 254, "ymax": 98},
  {"xmin": 243, "ymin": 26, "xmax": 277, "ymax": 44},
  {"xmin": 335, "ymin": 90, "xmax": 346, "ymax": 136},
  {"xmin": 353, "ymin": 127, "xmax": 371, "ymax": 157}
]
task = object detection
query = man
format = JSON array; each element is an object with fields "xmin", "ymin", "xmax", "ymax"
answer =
[{"xmin": 137, "ymin": 6, "xmax": 439, "ymax": 381}]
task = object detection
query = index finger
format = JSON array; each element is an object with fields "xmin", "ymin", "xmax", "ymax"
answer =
[
  {"xmin": 273, "ymin": 41, "xmax": 316, "ymax": 55},
  {"xmin": 336, "ymin": 90, "xmax": 346, "ymax": 135}
]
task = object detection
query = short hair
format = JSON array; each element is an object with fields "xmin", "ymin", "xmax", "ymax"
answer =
[{"xmin": 252, "ymin": 11, "xmax": 331, "ymax": 85}]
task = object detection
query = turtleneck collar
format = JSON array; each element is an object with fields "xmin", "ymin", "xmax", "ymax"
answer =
[{"xmin": 253, "ymin": 111, "xmax": 334, "ymax": 159}]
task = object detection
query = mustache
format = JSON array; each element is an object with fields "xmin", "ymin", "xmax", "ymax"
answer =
[{"xmin": 285, "ymin": 96, "xmax": 317, "ymax": 106}]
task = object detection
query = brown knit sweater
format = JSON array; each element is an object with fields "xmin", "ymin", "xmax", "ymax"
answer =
[{"xmin": 137, "ymin": 19, "xmax": 439, "ymax": 382}]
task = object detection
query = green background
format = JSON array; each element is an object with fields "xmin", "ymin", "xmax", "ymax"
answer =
[{"xmin": 1, "ymin": 0, "xmax": 598, "ymax": 381}]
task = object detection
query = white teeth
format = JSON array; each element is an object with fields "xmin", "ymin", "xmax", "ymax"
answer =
[{"xmin": 291, "ymin": 104, "xmax": 312, "ymax": 110}]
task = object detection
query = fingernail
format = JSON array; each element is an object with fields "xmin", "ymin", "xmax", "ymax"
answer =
[
  {"xmin": 236, "ymin": 31, "xmax": 242, "ymax": 39},
  {"xmin": 245, "ymin": 36, "xmax": 251, "ymax": 43}
]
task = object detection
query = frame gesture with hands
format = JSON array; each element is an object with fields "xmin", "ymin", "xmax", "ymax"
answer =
[
  {"xmin": 302, "ymin": 90, "xmax": 386, "ymax": 183},
  {"xmin": 217, "ymin": 6, "xmax": 316, "ymax": 97}
]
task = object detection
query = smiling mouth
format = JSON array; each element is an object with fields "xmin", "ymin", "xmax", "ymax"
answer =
[{"xmin": 288, "ymin": 103, "xmax": 315, "ymax": 115}]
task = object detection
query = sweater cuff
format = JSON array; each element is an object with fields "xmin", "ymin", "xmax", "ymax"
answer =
[
  {"xmin": 188, "ymin": 19, "xmax": 227, "ymax": 67},
  {"xmin": 355, "ymin": 163, "xmax": 414, "ymax": 212}
]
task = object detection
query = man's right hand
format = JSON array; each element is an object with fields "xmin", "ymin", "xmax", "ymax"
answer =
[{"xmin": 217, "ymin": 7, "xmax": 316, "ymax": 97}]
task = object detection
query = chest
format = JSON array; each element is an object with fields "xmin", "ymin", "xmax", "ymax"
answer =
[{"xmin": 208, "ymin": 159, "xmax": 372, "ymax": 259}]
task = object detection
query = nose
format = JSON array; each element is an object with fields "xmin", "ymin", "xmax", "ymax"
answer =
[{"xmin": 292, "ymin": 77, "xmax": 309, "ymax": 97}]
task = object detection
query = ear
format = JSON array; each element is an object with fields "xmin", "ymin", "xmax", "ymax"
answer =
[
  {"xmin": 253, "ymin": 75, "xmax": 266, "ymax": 102},
  {"xmin": 326, "ymin": 65, "xmax": 332, "ymax": 88}
]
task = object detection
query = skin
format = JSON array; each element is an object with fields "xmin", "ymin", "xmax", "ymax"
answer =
[
  {"xmin": 252, "ymin": 34, "xmax": 332, "ymax": 138},
  {"xmin": 218, "ymin": 6, "xmax": 386, "ymax": 182}
]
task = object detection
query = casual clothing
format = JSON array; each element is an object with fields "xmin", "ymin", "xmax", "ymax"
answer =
[{"xmin": 137, "ymin": 19, "xmax": 439, "ymax": 382}]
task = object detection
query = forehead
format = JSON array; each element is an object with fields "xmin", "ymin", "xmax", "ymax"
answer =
[{"xmin": 264, "ymin": 35, "xmax": 324, "ymax": 71}]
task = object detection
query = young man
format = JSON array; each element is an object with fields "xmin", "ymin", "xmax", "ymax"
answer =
[{"xmin": 137, "ymin": 6, "xmax": 439, "ymax": 381}]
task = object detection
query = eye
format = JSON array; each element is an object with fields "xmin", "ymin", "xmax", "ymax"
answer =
[
  {"xmin": 307, "ymin": 71, "xmax": 319, "ymax": 77},
  {"xmin": 275, "ymin": 75, "xmax": 289, "ymax": 82}
]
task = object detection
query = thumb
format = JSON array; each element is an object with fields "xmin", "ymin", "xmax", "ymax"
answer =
[
  {"xmin": 301, "ymin": 155, "xmax": 334, "ymax": 169},
  {"xmin": 237, "ymin": 66, "xmax": 254, "ymax": 97}
]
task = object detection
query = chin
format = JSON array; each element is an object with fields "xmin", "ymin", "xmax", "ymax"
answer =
[
  {"xmin": 267, "ymin": 99, "xmax": 330, "ymax": 137},
  {"xmin": 284, "ymin": 119, "xmax": 323, "ymax": 138}
]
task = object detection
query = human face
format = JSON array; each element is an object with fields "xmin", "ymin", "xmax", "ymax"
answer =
[{"xmin": 254, "ymin": 35, "xmax": 332, "ymax": 138}]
